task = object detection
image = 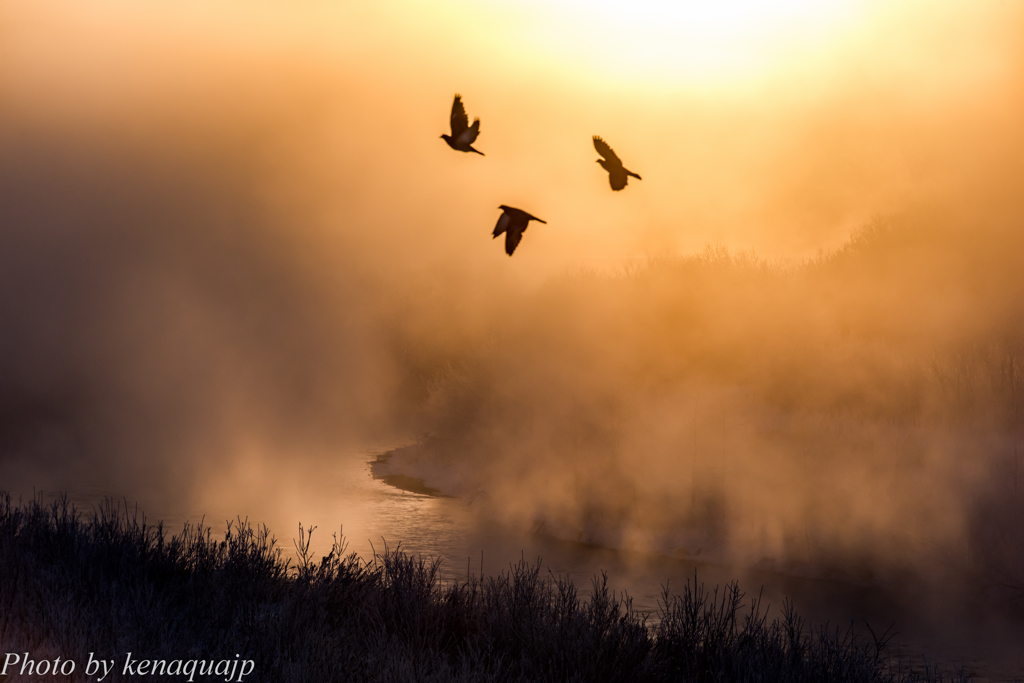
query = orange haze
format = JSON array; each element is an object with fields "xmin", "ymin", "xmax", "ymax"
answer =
[{"xmin": 2, "ymin": 0, "xmax": 1024, "ymax": 600}]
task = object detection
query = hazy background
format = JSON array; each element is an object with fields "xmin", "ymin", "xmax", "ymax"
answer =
[{"xmin": 2, "ymin": 0, "xmax": 1024, "ymax": 614}]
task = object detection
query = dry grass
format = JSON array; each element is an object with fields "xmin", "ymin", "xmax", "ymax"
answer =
[{"xmin": 0, "ymin": 492, "xmax": 967, "ymax": 682}]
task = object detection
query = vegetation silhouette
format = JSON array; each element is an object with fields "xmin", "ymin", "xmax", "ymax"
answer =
[
  {"xmin": 493, "ymin": 205, "xmax": 547, "ymax": 256},
  {"xmin": 0, "ymin": 493, "xmax": 965, "ymax": 682},
  {"xmin": 593, "ymin": 135, "xmax": 642, "ymax": 191},
  {"xmin": 441, "ymin": 94, "xmax": 484, "ymax": 156}
]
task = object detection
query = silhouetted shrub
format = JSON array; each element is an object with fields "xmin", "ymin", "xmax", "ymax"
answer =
[{"xmin": 0, "ymin": 493, "xmax": 965, "ymax": 682}]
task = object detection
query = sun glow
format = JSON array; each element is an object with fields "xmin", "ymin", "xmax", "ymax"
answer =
[{"xmin": 506, "ymin": 0, "xmax": 866, "ymax": 89}]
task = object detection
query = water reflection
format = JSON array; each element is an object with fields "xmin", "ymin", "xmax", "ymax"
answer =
[{"xmin": 10, "ymin": 445, "xmax": 1023, "ymax": 681}]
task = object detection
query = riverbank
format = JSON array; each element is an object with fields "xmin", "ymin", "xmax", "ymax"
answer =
[
  {"xmin": 1, "ymin": 491, "xmax": 969, "ymax": 682},
  {"xmin": 367, "ymin": 447, "xmax": 1024, "ymax": 681}
]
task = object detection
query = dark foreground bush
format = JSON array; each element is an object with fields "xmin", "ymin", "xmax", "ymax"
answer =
[{"xmin": 0, "ymin": 493, "xmax": 964, "ymax": 682}]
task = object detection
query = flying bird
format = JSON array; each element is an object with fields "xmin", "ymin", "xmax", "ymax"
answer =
[
  {"xmin": 593, "ymin": 136, "xmax": 641, "ymax": 191},
  {"xmin": 441, "ymin": 94, "xmax": 484, "ymax": 155},
  {"xmin": 493, "ymin": 205, "xmax": 546, "ymax": 256}
]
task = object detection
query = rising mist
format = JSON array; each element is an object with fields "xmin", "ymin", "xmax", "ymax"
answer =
[{"xmin": 1, "ymin": 0, "xmax": 1023, "ymax": 614}]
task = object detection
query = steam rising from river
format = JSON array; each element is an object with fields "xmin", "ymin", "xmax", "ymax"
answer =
[{"xmin": 2, "ymin": 1, "xmax": 1024, "ymax": 596}]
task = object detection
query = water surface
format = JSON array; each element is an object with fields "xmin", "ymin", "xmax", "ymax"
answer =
[{"xmin": 8, "ymin": 445, "xmax": 1022, "ymax": 681}]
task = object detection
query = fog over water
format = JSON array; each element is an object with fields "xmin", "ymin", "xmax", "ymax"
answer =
[{"xmin": 2, "ymin": 0, "xmax": 1024, "ymax": 676}]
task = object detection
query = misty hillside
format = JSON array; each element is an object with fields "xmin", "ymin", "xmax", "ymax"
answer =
[{"xmin": 388, "ymin": 213, "xmax": 1024, "ymax": 601}]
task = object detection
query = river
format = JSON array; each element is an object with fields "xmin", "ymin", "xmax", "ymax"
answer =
[{"xmin": 10, "ymin": 444, "xmax": 1023, "ymax": 681}]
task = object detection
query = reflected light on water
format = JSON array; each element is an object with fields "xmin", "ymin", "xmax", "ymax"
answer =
[{"xmin": 5, "ymin": 445, "xmax": 1022, "ymax": 678}]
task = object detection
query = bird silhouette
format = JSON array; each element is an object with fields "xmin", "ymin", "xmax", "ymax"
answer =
[
  {"xmin": 493, "ymin": 205, "xmax": 546, "ymax": 256},
  {"xmin": 593, "ymin": 136, "xmax": 641, "ymax": 191},
  {"xmin": 441, "ymin": 94, "xmax": 484, "ymax": 155}
]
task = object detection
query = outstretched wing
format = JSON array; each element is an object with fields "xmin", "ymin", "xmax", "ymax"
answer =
[
  {"xmin": 493, "ymin": 211, "xmax": 510, "ymax": 238},
  {"xmin": 608, "ymin": 169, "xmax": 628, "ymax": 191},
  {"xmin": 505, "ymin": 224, "xmax": 525, "ymax": 255},
  {"xmin": 458, "ymin": 118, "xmax": 480, "ymax": 145},
  {"xmin": 593, "ymin": 136, "xmax": 621, "ymax": 165},
  {"xmin": 450, "ymin": 95, "xmax": 470, "ymax": 136}
]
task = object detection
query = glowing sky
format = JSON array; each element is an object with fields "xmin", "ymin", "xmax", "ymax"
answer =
[
  {"xmin": 2, "ymin": 0, "xmax": 1022, "ymax": 270},
  {"xmin": 3, "ymin": 0, "xmax": 1024, "ymax": 607}
]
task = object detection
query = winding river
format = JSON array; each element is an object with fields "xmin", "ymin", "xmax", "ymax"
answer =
[{"xmin": 15, "ymin": 444, "xmax": 1023, "ymax": 681}]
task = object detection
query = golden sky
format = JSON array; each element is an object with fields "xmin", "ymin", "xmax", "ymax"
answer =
[
  {"xmin": 3, "ymin": 0, "xmax": 1022, "ymax": 278},
  {"xmin": 3, "ymin": 3, "xmax": 1024, "ymax": 603}
]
